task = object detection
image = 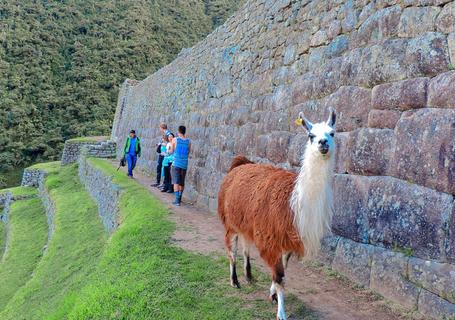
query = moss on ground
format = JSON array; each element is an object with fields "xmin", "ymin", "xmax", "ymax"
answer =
[{"xmin": 0, "ymin": 192, "xmax": 48, "ymax": 309}]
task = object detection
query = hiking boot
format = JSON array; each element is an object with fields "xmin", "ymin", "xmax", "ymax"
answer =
[
  {"xmin": 160, "ymin": 187, "xmax": 168, "ymax": 192},
  {"xmin": 166, "ymin": 189, "xmax": 174, "ymax": 193},
  {"xmin": 151, "ymin": 182, "xmax": 160, "ymax": 187}
]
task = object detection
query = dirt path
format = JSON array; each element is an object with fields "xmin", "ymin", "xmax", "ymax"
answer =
[{"xmin": 128, "ymin": 168, "xmax": 417, "ymax": 320}]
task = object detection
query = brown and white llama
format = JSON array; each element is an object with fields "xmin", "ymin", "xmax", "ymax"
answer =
[{"xmin": 218, "ymin": 108, "xmax": 337, "ymax": 320}]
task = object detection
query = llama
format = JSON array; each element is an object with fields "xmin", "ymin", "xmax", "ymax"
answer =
[{"xmin": 218, "ymin": 108, "xmax": 336, "ymax": 320}]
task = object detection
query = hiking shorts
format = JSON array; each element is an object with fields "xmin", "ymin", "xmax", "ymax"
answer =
[{"xmin": 171, "ymin": 166, "xmax": 187, "ymax": 186}]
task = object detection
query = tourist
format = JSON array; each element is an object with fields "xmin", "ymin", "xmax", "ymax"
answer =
[
  {"xmin": 152, "ymin": 123, "xmax": 171, "ymax": 187},
  {"xmin": 123, "ymin": 130, "xmax": 141, "ymax": 178},
  {"xmin": 170, "ymin": 125, "xmax": 190, "ymax": 206},
  {"xmin": 160, "ymin": 132, "xmax": 175, "ymax": 193}
]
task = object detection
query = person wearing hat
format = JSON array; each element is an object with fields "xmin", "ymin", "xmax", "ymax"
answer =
[{"xmin": 123, "ymin": 130, "xmax": 141, "ymax": 178}]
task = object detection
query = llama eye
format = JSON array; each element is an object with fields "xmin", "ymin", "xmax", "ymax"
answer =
[
  {"xmin": 329, "ymin": 132, "xmax": 335, "ymax": 137},
  {"xmin": 308, "ymin": 134, "xmax": 315, "ymax": 141}
]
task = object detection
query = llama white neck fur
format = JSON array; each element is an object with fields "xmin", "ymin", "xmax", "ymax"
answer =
[{"xmin": 290, "ymin": 142, "xmax": 335, "ymax": 258}]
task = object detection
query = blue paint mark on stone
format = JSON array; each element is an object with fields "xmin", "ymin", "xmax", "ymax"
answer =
[{"xmin": 223, "ymin": 45, "xmax": 240, "ymax": 65}]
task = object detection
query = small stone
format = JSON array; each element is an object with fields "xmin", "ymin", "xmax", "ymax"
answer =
[
  {"xmin": 327, "ymin": 20, "xmax": 341, "ymax": 40},
  {"xmin": 449, "ymin": 32, "xmax": 455, "ymax": 66},
  {"xmin": 367, "ymin": 109, "xmax": 401, "ymax": 129},
  {"xmin": 310, "ymin": 30, "xmax": 328, "ymax": 47}
]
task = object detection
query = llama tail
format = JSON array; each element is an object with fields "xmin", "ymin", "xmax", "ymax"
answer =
[{"xmin": 229, "ymin": 155, "xmax": 254, "ymax": 172}]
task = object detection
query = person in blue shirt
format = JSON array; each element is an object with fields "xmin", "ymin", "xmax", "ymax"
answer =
[
  {"xmin": 170, "ymin": 125, "xmax": 190, "ymax": 206},
  {"xmin": 123, "ymin": 130, "xmax": 141, "ymax": 178}
]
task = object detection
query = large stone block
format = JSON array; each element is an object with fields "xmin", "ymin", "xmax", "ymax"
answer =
[
  {"xmin": 332, "ymin": 238, "xmax": 373, "ymax": 287},
  {"xmin": 428, "ymin": 70, "xmax": 455, "ymax": 109},
  {"xmin": 334, "ymin": 132, "xmax": 350, "ymax": 173},
  {"xmin": 370, "ymin": 248, "xmax": 420, "ymax": 309},
  {"xmin": 287, "ymin": 133, "xmax": 307, "ymax": 167},
  {"xmin": 367, "ymin": 109, "xmax": 401, "ymax": 129},
  {"xmin": 356, "ymin": 39, "xmax": 408, "ymax": 87},
  {"xmin": 408, "ymin": 257, "xmax": 455, "ymax": 303},
  {"xmin": 371, "ymin": 77, "xmax": 429, "ymax": 111},
  {"xmin": 367, "ymin": 176, "xmax": 453, "ymax": 261},
  {"xmin": 333, "ymin": 174, "xmax": 370, "ymax": 243},
  {"xmin": 398, "ymin": 6, "xmax": 440, "ymax": 38},
  {"xmin": 266, "ymin": 131, "xmax": 292, "ymax": 164},
  {"xmin": 449, "ymin": 32, "xmax": 455, "ymax": 65},
  {"xmin": 405, "ymin": 32, "xmax": 450, "ymax": 78},
  {"xmin": 448, "ymin": 202, "xmax": 455, "ymax": 263},
  {"xmin": 392, "ymin": 108, "xmax": 455, "ymax": 194},
  {"xmin": 436, "ymin": 1, "xmax": 455, "ymax": 34},
  {"xmin": 418, "ymin": 289, "xmax": 455, "ymax": 320},
  {"xmin": 355, "ymin": 5, "xmax": 401, "ymax": 47},
  {"xmin": 347, "ymin": 128, "xmax": 395, "ymax": 176},
  {"xmin": 323, "ymin": 86, "xmax": 371, "ymax": 132}
]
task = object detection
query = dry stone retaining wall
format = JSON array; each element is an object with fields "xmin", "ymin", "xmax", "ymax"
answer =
[
  {"xmin": 78, "ymin": 156, "xmax": 121, "ymax": 233},
  {"xmin": 61, "ymin": 140, "xmax": 116, "ymax": 165},
  {"xmin": 111, "ymin": 0, "xmax": 455, "ymax": 318}
]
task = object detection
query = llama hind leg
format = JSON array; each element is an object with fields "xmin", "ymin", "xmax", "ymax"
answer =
[
  {"xmin": 225, "ymin": 232, "xmax": 240, "ymax": 288},
  {"xmin": 241, "ymin": 238, "xmax": 253, "ymax": 283}
]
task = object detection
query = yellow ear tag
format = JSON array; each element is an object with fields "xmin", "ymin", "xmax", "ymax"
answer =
[{"xmin": 295, "ymin": 118, "xmax": 303, "ymax": 126}]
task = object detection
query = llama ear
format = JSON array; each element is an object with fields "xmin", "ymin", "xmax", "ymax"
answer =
[
  {"xmin": 327, "ymin": 107, "xmax": 336, "ymax": 128},
  {"xmin": 298, "ymin": 112, "xmax": 313, "ymax": 132}
]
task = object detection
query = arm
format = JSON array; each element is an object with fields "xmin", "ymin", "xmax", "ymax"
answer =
[{"xmin": 169, "ymin": 138, "xmax": 176, "ymax": 154}]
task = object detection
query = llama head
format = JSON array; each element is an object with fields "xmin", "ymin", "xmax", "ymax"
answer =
[{"xmin": 297, "ymin": 108, "xmax": 336, "ymax": 157}]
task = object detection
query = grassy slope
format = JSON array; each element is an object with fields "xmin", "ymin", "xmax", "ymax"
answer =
[
  {"xmin": 0, "ymin": 163, "xmax": 107, "ymax": 319},
  {"xmin": 64, "ymin": 158, "xmax": 282, "ymax": 319},
  {"xmin": 0, "ymin": 189, "xmax": 48, "ymax": 309}
]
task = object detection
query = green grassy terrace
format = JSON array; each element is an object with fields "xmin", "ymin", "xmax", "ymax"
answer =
[
  {"xmin": 0, "ymin": 159, "xmax": 310, "ymax": 319},
  {"xmin": 0, "ymin": 187, "xmax": 48, "ymax": 310}
]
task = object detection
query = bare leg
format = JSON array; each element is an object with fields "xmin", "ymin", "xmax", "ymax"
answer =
[{"xmin": 225, "ymin": 232, "xmax": 240, "ymax": 288}]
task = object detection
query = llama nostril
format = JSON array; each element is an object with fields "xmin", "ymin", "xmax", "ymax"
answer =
[{"xmin": 319, "ymin": 139, "xmax": 327, "ymax": 145}]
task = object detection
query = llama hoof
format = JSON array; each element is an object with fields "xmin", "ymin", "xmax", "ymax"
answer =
[
  {"xmin": 268, "ymin": 293, "xmax": 278, "ymax": 303},
  {"xmin": 245, "ymin": 276, "xmax": 253, "ymax": 284},
  {"xmin": 230, "ymin": 280, "xmax": 241, "ymax": 289}
]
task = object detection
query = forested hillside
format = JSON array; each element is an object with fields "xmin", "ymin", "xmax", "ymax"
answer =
[{"xmin": 0, "ymin": 0, "xmax": 242, "ymax": 183}]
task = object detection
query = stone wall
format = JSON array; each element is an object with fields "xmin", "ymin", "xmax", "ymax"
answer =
[
  {"xmin": 61, "ymin": 139, "xmax": 116, "ymax": 165},
  {"xmin": 110, "ymin": 0, "xmax": 455, "ymax": 318},
  {"xmin": 78, "ymin": 156, "xmax": 121, "ymax": 233},
  {"xmin": 21, "ymin": 168, "xmax": 48, "ymax": 187}
]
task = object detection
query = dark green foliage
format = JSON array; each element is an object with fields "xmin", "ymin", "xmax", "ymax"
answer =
[{"xmin": 0, "ymin": 0, "xmax": 242, "ymax": 172}]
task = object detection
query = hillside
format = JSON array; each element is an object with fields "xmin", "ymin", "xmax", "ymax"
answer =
[{"xmin": 0, "ymin": 0, "xmax": 243, "ymax": 182}]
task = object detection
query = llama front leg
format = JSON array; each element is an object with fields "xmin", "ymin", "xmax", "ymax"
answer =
[
  {"xmin": 225, "ymin": 232, "xmax": 240, "ymax": 288},
  {"xmin": 272, "ymin": 260, "xmax": 287, "ymax": 320}
]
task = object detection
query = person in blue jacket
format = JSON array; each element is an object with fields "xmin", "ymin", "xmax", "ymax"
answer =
[{"xmin": 123, "ymin": 130, "xmax": 141, "ymax": 178}]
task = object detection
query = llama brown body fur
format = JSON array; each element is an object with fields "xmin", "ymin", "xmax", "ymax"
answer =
[{"xmin": 218, "ymin": 155, "xmax": 304, "ymax": 282}]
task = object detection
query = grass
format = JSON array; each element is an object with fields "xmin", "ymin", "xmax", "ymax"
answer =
[
  {"xmin": 0, "ymin": 189, "xmax": 48, "ymax": 310},
  {"xmin": 0, "ymin": 159, "xmax": 314, "ymax": 319},
  {"xmin": 0, "ymin": 222, "xmax": 6, "ymax": 260},
  {"xmin": 2, "ymin": 186, "xmax": 38, "ymax": 198},
  {"xmin": 0, "ymin": 163, "xmax": 107, "ymax": 319},
  {"xmin": 64, "ymin": 158, "xmax": 313, "ymax": 319},
  {"xmin": 67, "ymin": 136, "xmax": 109, "ymax": 143}
]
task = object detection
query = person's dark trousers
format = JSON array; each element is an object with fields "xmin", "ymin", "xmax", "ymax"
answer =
[
  {"xmin": 163, "ymin": 163, "xmax": 173, "ymax": 192},
  {"xmin": 126, "ymin": 154, "xmax": 137, "ymax": 177},
  {"xmin": 156, "ymin": 155, "xmax": 164, "ymax": 184}
]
